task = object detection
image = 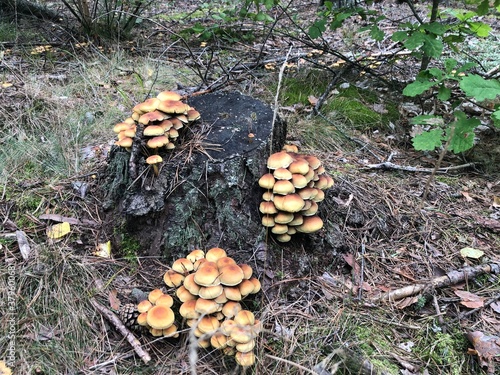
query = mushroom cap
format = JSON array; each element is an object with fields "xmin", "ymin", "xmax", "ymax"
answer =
[
  {"xmin": 248, "ymin": 277, "xmax": 261, "ymax": 294},
  {"xmin": 137, "ymin": 299, "xmax": 153, "ymax": 313},
  {"xmin": 155, "ymin": 294, "xmax": 174, "ymax": 307},
  {"xmin": 183, "ymin": 273, "xmax": 201, "ymax": 295},
  {"xmin": 157, "ymin": 90, "xmax": 182, "ymax": 101},
  {"xmin": 175, "ymin": 114, "xmax": 189, "ymax": 123},
  {"xmin": 147, "ymin": 135, "xmax": 169, "ymax": 149},
  {"xmin": 197, "ymin": 338, "xmax": 211, "ymax": 348},
  {"xmin": 261, "ymin": 215, "xmax": 275, "ymax": 227},
  {"xmin": 305, "ymin": 155, "xmax": 322, "ymax": 169},
  {"xmin": 172, "ymin": 258, "xmax": 194, "ymax": 274},
  {"xmin": 146, "ymin": 305, "xmax": 175, "ymax": 330},
  {"xmin": 220, "ymin": 319, "xmax": 237, "ymax": 335},
  {"xmin": 187, "ymin": 108, "xmax": 201, "ymax": 121},
  {"xmin": 163, "ymin": 269, "xmax": 185, "ymax": 287},
  {"xmin": 234, "ymin": 310, "xmax": 255, "ymax": 326},
  {"xmin": 179, "ymin": 300, "xmax": 199, "ymax": 319},
  {"xmin": 195, "ymin": 298, "xmax": 221, "ymax": 315},
  {"xmin": 158, "ymin": 119, "xmax": 173, "ymax": 131},
  {"xmin": 239, "ymin": 279, "xmax": 257, "ymax": 297},
  {"xmin": 146, "ymin": 155, "xmax": 163, "ymax": 165},
  {"xmin": 258, "ymin": 173, "xmax": 276, "ymax": 189},
  {"xmin": 262, "ymin": 191, "xmax": 274, "ymax": 201},
  {"xmin": 296, "ymin": 215, "xmax": 324, "ymax": 233},
  {"xmin": 150, "ymin": 328, "xmax": 163, "ymax": 337},
  {"xmin": 314, "ymin": 175, "xmax": 329, "ymax": 190},
  {"xmin": 194, "ymin": 261, "xmax": 220, "ymax": 286},
  {"xmin": 163, "ymin": 324, "xmax": 179, "ymax": 338},
  {"xmin": 222, "ymin": 301, "xmax": 242, "ymax": 318},
  {"xmin": 216, "ymin": 256, "xmax": 237, "ymax": 269},
  {"xmin": 224, "ymin": 286, "xmax": 242, "ymax": 301},
  {"xmin": 210, "ymin": 332, "xmax": 229, "ymax": 349},
  {"xmin": 231, "ymin": 326, "xmax": 253, "ymax": 344},
  {"xmin": 148, "ymin": 288, "xmax": 164, "ymax": 304},
  {"xmin": 273, "ymin": 180, "xmax": 295, "ymax": 195},
  {"xmin": 157, "ymin": 100, "xmax": 189, "ymax": 114},
  {"xmin": 291, "ymin": 174, "xmax": 308, "ymax": 189},
  {"xmin": 113, "ymin": 122, "xmax": 132, "ymax": 134},
  {"xmin": 238, "ymin": 264, "xmax": 253, "ymax": 279},
  {"xmin": 168, "ymin": 128, "xmax": 179, "ymax": 139},
  {"xmin": 259, "ymin": 201, "xmax": 278, "ymax": 215},
  {"xmin": 236, "ymin": 340, "xmax": 255, "ymax": 353},
  {"xmin": 219, "ymin": 264, "xmax": 245, "ymax": 286},
  {"xmin": 118, "ymin": 127, "xmax": 136, "ymax": 139},
  {"xmin": 169, "ymin": 117, "xmax": 183, "ymax": 129},
  {"xmin": 271, "ymin": 223, "xmax": 288, "ymax": 234},
  {"xmin": 325, "ymin": 175, "xmax": 334, "ymax": 189},
  {"xmin": 274, "ymin": 211, "xmax": 294, "ymax": 224},
  {"xmin": 205, "ymin": 247, "xmax": 227, "ymax": 262},
  {"xmin": 214, "ymin": 291, "xmax": 228, "ymax": 304},
  {"xmin": 143, "ymin": 125, "xmax": 165, "ymax": 137},
  {"xmin": 198, "ymin": 284, "xmax": 224, "ymax": 299},
  {"xmin": 176, "ymin": 285, "xmax": 196, "ymax": 302},
  {"xmin": 276, "ymin": 233, "xmax": 292, "ymax": 242},
  {"xmin": 267, "ymin": 151, "xmax": 293, "ymax": 169},
  {"xmin": 288, "ymin": 159, "xmax": 310, "ymax": 175},
  {"xmin": 137, "ymin": 312, "xmax": 149, "ymax": 326},
  {"xmin": 138, "ymin": 110, "xmax": 169, "ymax": 125},
  {"xmin": 273, "ymin": 168, "xmax": 292, "ymax": 180},
  {"xmin": 288, "ymin": 213, "xmax": 304, "ymax": 226},
  {"xmin": 133, "ymin": 98, "xmax": 160, "ymax": 114},
  {"xmin": 197, "ymin": 315, "xmax": 220, "ymax": 334},
  {"xmin": 301, "ymin": 200, "xmax": 319, "ymax": 216},
  {"xmin": 282, "ymin": 144, "xmax": 299, "ymax": 153},
  {"xmin": 115, "ymin": 137, "xmax": 133, "ymax": 148},
  {"xmin": 298, "ymin": 187, "xmax": 317, "ymax": 200},
  {"xmin": 312, "ymin": 189, "xmax": 325, "ymax": 202},
  {"xmin": 187, "ymin": 249, "xmax": 205, "ymax": 263},
  {"xmin": 273, "ymin": 194, "xmax": 305, "ymax": 213}
]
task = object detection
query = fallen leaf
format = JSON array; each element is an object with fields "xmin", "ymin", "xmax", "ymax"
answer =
[
  {"xmin": 460, "ymin": 247, "xmax": 484, "ymax": 259},
  {"xmin": 108, "ymin": 289, "xmax": 121, "ymax": 310},
  {"xmin": 461, "ymin": 191, "xmax": 473, "ymax": 202},
  {"xmin": 1, "ymin": 82, "xmax": 13, "ymax": 88},
  {"xmin": 454, "ymin": 290, "xmax": 484, "ymax": 308},
  {"xmin": 46, "ymin": 222, "xmax": 71, "ymax": 239},
  {"xmin": 466, "ymin": 331, "xmax": 500, "ymax": 373},
  {"xmin": 93, "ymin": 241, "xmax": 111, "ymax": 258},
  {"xmin": 395, "ymin": 296, "xmax": 419, "ymax": 309},
  {"xmin": 490, "ymin": 301, "xmax": 500, "ymax": 314},
  {"xmin": 492, "ymin": 196, "xmax": 500, "ymax": 208},
  {"xmin": 308, "ymin": 95, "xmax": 318, "ymax": 106}
]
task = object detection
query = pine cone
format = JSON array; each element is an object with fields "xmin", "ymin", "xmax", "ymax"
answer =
[{"xmin": 117, "ymin": 302, "xmax": 140, "ymax": 330}]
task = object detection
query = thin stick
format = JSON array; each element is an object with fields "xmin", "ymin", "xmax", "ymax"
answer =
[
  {"xmin": 90, "ymin": 298, "xmax": 151, "ymax": 364},
  {"xmin": 270, "ymin": 45, "xmax": 293, "ymax": 154},
  {"xmin": 265, "ymin": 354, "xmax": 321, "ymax": 375},
  {"xmin": 361, "ymin": 161, "xmax": 475, "ymax": 174},
  {"xmin": 373, "ymin": 263, "xmax": 500, "ymax": 302}
]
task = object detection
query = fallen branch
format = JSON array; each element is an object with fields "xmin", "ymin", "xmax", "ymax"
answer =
[
  {"xmin": 361, "ymin": 161, "xmax": 476, "ymax": 173},
  {"xmin": 374, "ymin": 263, "xmax": 500, "ymax": 302},
  {"xmin": 90, "ymin": 298, "xmax": 151, "ymax": 364}
]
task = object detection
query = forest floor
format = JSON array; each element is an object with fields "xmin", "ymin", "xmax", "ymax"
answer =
[{"xmin": 0, "ymin": 0, "xmax": 499, "ymax": 374}]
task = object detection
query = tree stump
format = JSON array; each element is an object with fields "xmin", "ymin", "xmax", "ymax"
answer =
[{"xmin": 103, "ymin": 91, "xmax": 286, "ymax": 261}]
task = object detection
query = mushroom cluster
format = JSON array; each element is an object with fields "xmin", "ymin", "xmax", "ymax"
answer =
[
  {"xmin": 112, "ymin": 90, "xmax": 201, "ymax": 174},
  {"xmin": 164, "ymin": 248, "xmax": 262, "ymax": 366},
  {"xmin": 258, "ymin": 145, "xmax": 334, "ymax": 242},
  {"xmin": 135, "ymin": 288, "xmax": 179, "ymax": 338}
]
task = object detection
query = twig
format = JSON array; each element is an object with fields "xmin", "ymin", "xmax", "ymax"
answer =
[
  {"xmin": 433, "ymin": 295, "xmax": 446, "ymax": 333},
  {"xmin": 373, "ymin": 263, "xmax": 500, "ymax": 302},
  {"xmin": 265, "ymin": 354, "xmax": 321, "ymax": 375},
  {"xmin": 90, "ymin": 298, "xmax": 151, "ymax": 364},
  {"xmin": 361, "ymin": 161, "xmax": 475, "ymax": 174},
  {"xmin": 357, "ymin": 240, "xmax": 366, "ymax": 301}
]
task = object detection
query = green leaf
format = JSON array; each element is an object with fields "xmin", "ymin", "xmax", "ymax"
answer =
[
  {"xmin": 459, "ymin": 74, "xmax": 500, "ymax": 101},
  {"xmin": 455, "ymin": 62, "xmax": 476, "ymax": 74},
  {"xmin": 403, "ymin": 80, "xmax": 436, "ymax": 96},
  {"xmin": 308, "ymin": 19, "xmax": 327, "ymax": 39},
  {"xmin": 412, "ymin": 129, "xmax": 446, "ymax": 151},
  {"xmin": 421, "ymin": 34, "xmax": 443, "ymax": 58},
  {"xmin": 438, "ymin": 86, "xmax": 451, "ymax": 101},
  {"xmin": 448, "ymin": 111, "xmax": 480, "ymax": 153},
  {"xmin": 404, "ymin": 32, "xmax": 425, "ymax": 50},
  {"xmin": 468, "ymin": 21, "xmax": 491, "ymax": 37},
  {"xmin": 444, "ymin": 58, "xmax": 458, "ymax": 73},
  {"xmin": 392, "ymin": 30, "xmax": 408, "ymax": 42},
  {"xmin": 492, "ymin": 109, "xmax": 500, "ymax": 127},
  {"xmin": 370, "ymin": 25, "xmax": 384, "ymax": 41},
  {"xmin": 460, "ymin": 247, "xmax": 484, "ymax": 259},
  {"xmin": 476, "ymin": 0, "xmax": 490, "ymax": 15},
  {"xmin": 423, "ymin": 22, "xmax": 447, "ymax": 35},
  {"xmin": 428, "ymin": 67, "xmax": 444, "ymax": 79}
]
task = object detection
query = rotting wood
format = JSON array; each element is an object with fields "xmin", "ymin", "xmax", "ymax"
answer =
[
  {"xmin": 374, "ymin": 263, "xmax": 500, "ymax": 302},
  {"xmin": 361, "ymin": 161, "xmax": 476, "ymax": 173},
  {"xmin": 90, "ymin": 298, "xmax": 151, "ymax": 364}
]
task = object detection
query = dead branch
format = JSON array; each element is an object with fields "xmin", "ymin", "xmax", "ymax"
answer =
[
  {"xmin": 374, "ymin": 263, "xmax": 500, "ymax": 302},
  {"xmin": 90, "ymin": 298, "xmax": 151, "ymax": 364},
  {"xmin": 361, "ymin": 161, "xmax": 476, "ymax": 174}
]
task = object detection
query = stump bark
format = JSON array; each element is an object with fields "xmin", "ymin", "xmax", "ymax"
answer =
[{"xmin": 103, "ymin": 91, "xmax": 286, "ymax": 261}]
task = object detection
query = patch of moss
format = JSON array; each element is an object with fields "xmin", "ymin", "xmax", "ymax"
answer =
[{"xmin": 280, "ymin": 70, "xmax": 330, "ymax": 106}]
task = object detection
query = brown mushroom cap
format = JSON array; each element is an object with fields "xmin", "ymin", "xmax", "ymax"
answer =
[
  {"xmin": 179, "ymin": 300, "xmax": 199, "ymax": 319},
  {"xmin": 187, "ymin": 108, "xmax": 201, "ymax": 122},
  {"xmin": 224, "ymin": 286, "xmax": 242, "ymax": 301},
  {"xmin": 146, "ymin": 155, "xmax": 163, "ymax": 165},
  {"xmin": 195, "ymin": 298, "xmax": 221, "ymax": 315},
  {"xmin": 157, "ymin": 100, "xmax": 189, "ymax": 114},
  {"xmin": 236, "ymin": 340, "xmax": 255, "ymax": 353},
  {"xmin": 222, "ymin": 301, "xmax": 243, "ymax": 318},
  {"xmin": 194, "ymin": 261, "xmax": 220, "ymax": 286},
  {"xmin": 147, "ymin": 135, "xmax": 170, "ymax": 149},
  {"xmin": 301, "ymin": 200, "xmax": 319, "ymax": 216},
  {"xmin": 133, "ymin": 98, "xmax": 160, "ymax": 114},
  {"xmin": 198, "ymin": 284, "xmax": 224, "ymax": 299},
  {"xmin": 267, "ymin": 151, "xmax": 294, "ymax": 169},
  {"xmin": 187, "ymin": 249, "xmax": 205, "ymax": 263},
  {"xmin": 113, "ymin": 122, "xmax": 132, "ymax": 134},
  {"xmin": 155, "ymin": 294, "xmax": 174, "ymax": 307},
  {"xmin": 282, "ymin": 144, "xmax": 299, "ymax": 153},
  {"xmin": 259, "ymin": 201, "xmax": 278, "ymax": 215},
  {"xmin": 261, "ymin": 215, "xmax": 275, "ymax": 227},
  {"xmin": 176, "ymin": 285, "xmax": 196, "ymax": 302},
  {"xmin": 172, "ymin": 257, "xmax": 194, "ymax": 274},
  {"xmin": 273, "ymin": 168, "xmax": 293, "ymax": 180},
  {"xmin": 273, "ymin": 194, "xmax": 305, "ymax": 213},
  {"xmin": 183, "ymin": 273, "xmax": 201, "ymax": 295},
  {"xmin": 305, "ymin": 155, "xmax": 322, "ymax": 169},
  {"xmin": 312, "ymin": 189, "xmax": 325, "ymax": 202},
  {"xmin": 239, "ymin": 264, "xmax": 253, "ymax": 279},
  {"xmin": 271, "ymin": 223, "xmax": 288, "ymax": 234},
  {"xmin": 157, "ymin": 90, "xmax": 182, "ymax": 101},
  {"xmin": 143, "ymin": 125, "xmax": 165, "ymax": 137},
  {"xmin": 288, "ymin": 159, "xmax": 310, "ymax": 175},
  {"xmin": 219, "ymin": 264, "xmax": 245, "ymax": 286},
  {"xmin": 216, "ymin": 256, "xmax": 237, "ymax": 269},
  {"xmin": 276, "ymin": 233, "xmax": 292, "ymax": 242},
  {"xmin": 197, "ymin": 315, "xmax": 220, "ymax": 334},
  {"xmin": 248, "ymin": 277, "xmax": 261, "ymax": 294},
  {"xmin": 291, "ymin": 174, "xmax": 308, "ymax": 189},
  {"xmin": 137, "ymin": 312, "xmax": 149, "ymax": 326},
  {"xmin": 274, "ymin": 211, "xmax": 294, "ymax": 224},
  {"xmin": 138, "ymin": 110, "xmax": 169, "ymax": 125},
  {"xmin": 210, "ymin": 332, "xmax": 229, "ymax": 349},
  {"xmin": 115, "ymin": 137, "xmax": 134, "ymax": 148},
  {"xmin": 239, "ymin": 279, "xmax": 257, "ymax": 297},
  {"xmin": 296, "ymin": 215, "xmax": 324, "ymax": 233},
  {"xmin": 288, "ymin": 213, "xmax": 304, "ymax": 226},
  {"xmin": 262, "ymin": 191, "xmax": 274, "ymax": 201},
  {"xmin": 220, "ymin": 319, "xmax": 237, "ymax": 335},
  {"xmin": 163, "ymin": 324, "xmax": 179, "ymax": 338},
  {"xmin": 314, "ymin": 175, "xmax": 329, "ymax": 190},
  {"xmin": 137, "ymin": 300, "xmax": 153, "ymax": 313},
  {"xmin": 231, "ymin": 326, "xmax": 253, "ymax": 344},
  {"xmin": 146, "ymin": 305, "xmax": 175, "ymax": 330},
  {"xmin": 205, "ymin": 247, "xmax": 227, "ymax": 262},
  {"xmin": 148, "ymin": 288, "xmax": 164, "ymax": 304},
  {"xmin": 273, "ymin": 180, "xmax": 295, "ymax": 195},
  {"xmin": 258, "ymin": 173, "xmax": 276, "ymax": 189},
  {"xmin": 163, "ymin": 269, "xmax": 185, "ymax": 287}
]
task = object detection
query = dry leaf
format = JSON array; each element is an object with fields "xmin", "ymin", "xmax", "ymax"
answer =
[
  {"xmin": 492, "ymin": 196, "xmax": 500, "ymax": 208},
  {"xmin": 454, "ymin": 290, "xmax": 484, "ymax": 308},
  {"xmin": 460, "ymin": 247, "xmax": 484, "ymax": 259},
  {"xmin": 1, "ymin": 82, "xmax": 13, "ymax": 88},
  {"xmin": 93, "ymin": 241, "xmax": 111, "ymax": 258},
  {"xmin": 490, "ymin": 301, "xmax": 500, "ymax": 314},
  {"xmin": 108, "ymin": 289, "xmax": 121, "ymax": 310},
  {"xmin": 46, "ymin": 222, "xmax": 71, "ymax": 239},
  {"xmin": 395, "ymin": 296, "xmax": 419, "ymax": 309},
  {"xmin": 308, "ymin": 95, "xmax": 318, "ymax": 106},
  {"xmin": 466, "ymin": 331, "xmax": 500, "ymax": 374}
]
